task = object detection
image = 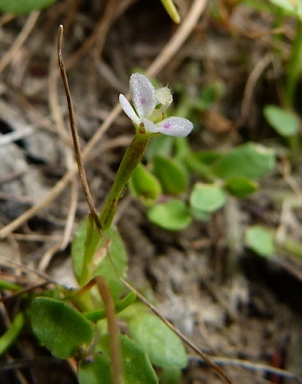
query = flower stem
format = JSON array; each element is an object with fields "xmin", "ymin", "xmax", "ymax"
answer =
[{"xmin": 100, "ymin": 131, "xmax": 150, "ymax": 229}]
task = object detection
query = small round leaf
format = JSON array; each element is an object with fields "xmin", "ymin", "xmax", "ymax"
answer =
[
  {"xmin": 190, "ymin": 183, "xmax": 227, "ymax": 212},
  {"xmin": 147, "ymin": 199, "xmax": 191, "ymax": 230},
  {"xmin": 245, "ymin": 225, "xmax": 275, "ymax": 258},
  {"xmin": 264, "ymin": 105, "xmax": 299, "ymax": 137}
]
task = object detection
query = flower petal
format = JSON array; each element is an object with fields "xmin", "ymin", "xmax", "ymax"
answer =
[
  {"xmin": 142, "ymin": 118, "xmax": 159, "ymax": 133},
  {"xmin": 145, "ymin": 116, "xmax": 193, "ymax": 137},
  {"xmin": 130, "ymin": 73, "xmax": 156, "ymax": 119},
  {"xmin": 119, "ymin": 94, "xmax": 140, "ymax": 125}
]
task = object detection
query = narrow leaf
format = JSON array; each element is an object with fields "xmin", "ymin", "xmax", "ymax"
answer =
[
  {"xmin": 0, "ymin": 312, "xmax": 24, "ymax": 355},
  {"xmin": 0, "ymin": 0, "xmax": 57, "ymax": 14}
]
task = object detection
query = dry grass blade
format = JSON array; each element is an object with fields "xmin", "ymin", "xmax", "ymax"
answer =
[{"xmin": 0, "ymin": 11, "xmax": 40, "ymax": 73}]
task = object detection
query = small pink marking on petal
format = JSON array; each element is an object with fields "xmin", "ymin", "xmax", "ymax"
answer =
[
  {"xmin": 163, "ymin": 122, "xmax": 171, "ymax": 129},
  {"xmin": 140, "ymin": 97, "xmax": 147, "ymax": 106}
]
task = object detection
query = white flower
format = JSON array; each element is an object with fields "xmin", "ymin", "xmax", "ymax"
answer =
[{"xmin": 119, "ymin": 73, "xmax": 193, "ymax": 137}]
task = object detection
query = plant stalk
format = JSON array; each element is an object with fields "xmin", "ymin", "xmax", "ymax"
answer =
[{"xmin": 100, "ymin": 131, "xmax": 150, "ymax": 229}]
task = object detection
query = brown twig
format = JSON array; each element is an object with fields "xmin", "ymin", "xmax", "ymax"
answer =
[
  {"xmin": 57, "ymin": 25, "xmax": 102, "ymax": 234},
  {"xmin": 95, "ymin": 276, "xmax": 122, "ymax": 384},
  {"xmin": 0, "ymin": 256, "xmax": 57, "ymax": 284},
  {"xmin": 189, "ymin": 355, "xmax": 302, "ymax": 383}
]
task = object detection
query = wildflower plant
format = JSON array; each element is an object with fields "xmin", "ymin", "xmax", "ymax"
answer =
[
  {"xmin": 27, "ymin": 60, "xmax": 276, "ymax": 382},
  {"xmin": 2, "ymin": 2, "xmax": 300, "ymax": 383},
  {"xmin": 29, "ymin": 67, "xmax": 198, "ymax": 384},
  {"xmin": 1, "ymin": 56, "xmax": 277, "ymax": 384}
]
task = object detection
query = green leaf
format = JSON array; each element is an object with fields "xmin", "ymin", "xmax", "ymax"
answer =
[
  {"xmin": 211, "ymin": 143, "xmax": 275, "ymax": 180},
  {"xmin": 98, "ymin": 335, "xmax": 158, "ymax": 384},
  {"xmin": 92, "ymin": 227, "xmax": 127, "ymax": 300},
  {"xmin": 128, "ymin": 313, "xmax": 187, "ymax": 369},
  {"xmin": 190, "ymin": 183, "xmax": 227, "ymax": 213},
  {"xmin": 146, "ymin": 134, "xmax": 173, "ymax": 161},
  {"xmin": 159, "ymin": 367, "xmax": 182, "ymax": 384},
  {"xmin": 72, "ymin": 223, "xmax": 127, "ymax": 299},
  {"xmin": 159, "ymin": 0, "xmax": 180, "ymax": 23},
  {"xmin": 72, "ymin": 216, "xmax": 100, "ymax": 285},
  {"xmin": 0, "ymin": 0, "xmax": 57, "ymax": 14},
  {"xmin": 147, "ymin": 199, "xmax": 192, "ymax": 230},
  {"xmin": 245, "ymin": 225, "xmax": 275, "ymax": 258},
  {"xmin": 78, "ymin": 354, "xmax": 111, "ymax": 384},
  {"xmin": 193, "ymin": 150, "xmax": 221, "ymax": 166},
  {"xmin": 0, "ymin": 312, "xmax": 24, "ymax": 355},
  {"xmin": 0, "ymin": 280, "xmax": 22, "ymax": 292},
  {"xmin": 268, "ymin": 0, "xmax": 302, "ymax": 19},
  {"xmin": 224, "ymin": 177, "xmax": 258, "ymax": 198},
  {"xmin": 31, "ymin": 297, "xmax": 93, "ymax": 359},
  {"xmin": 152, "ymin": 155, "xmax": 188, "ymax": 195},
  {"xmin": 264, "ymin": 105, "xmax": 299, "ymax": 137},
  {"xmin": 129, "ymin": 163, "xmax": 162, "ymax": 206}
]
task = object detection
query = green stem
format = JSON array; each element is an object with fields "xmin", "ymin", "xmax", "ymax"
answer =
[
  {"xmin": 280, "ymin": 237, "xmax": 302, "ymax": 261},
  {"xmin": 100, "ymin": 131, "xmax": 150, "ymax": 229},
  {"xmin": 185, "ymin": 154, "xmax": 216, "ymax": 182},
  {"xmin": 0, "ymin": 280, "xmax": 22, "ymax": 291},
  {"xmin": 0, "ymin": 312, "xmax": 25, "ymax": 355},
  {"xmin": 285, "ymin": 20, "xmax": 302, "ymax": 108}
]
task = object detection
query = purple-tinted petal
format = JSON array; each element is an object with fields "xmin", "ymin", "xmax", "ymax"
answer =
[
  {"xmin": 119, "ymin": 94, "xmax": 140, "ymax": 125},
  {"xmin": 152, "ymin": 116, "xmax": 193, "ymax": 137},
  {"xmin": 130, "ymin": 73, "xmax": 156, "ymax": 119}
]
